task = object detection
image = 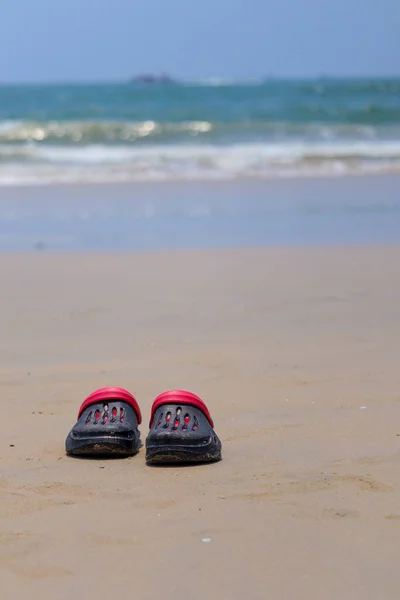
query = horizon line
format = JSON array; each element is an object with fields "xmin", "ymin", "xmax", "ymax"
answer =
[{"xmin": 0, "ymin": 74, "xmax": 400, "ymax": 87}]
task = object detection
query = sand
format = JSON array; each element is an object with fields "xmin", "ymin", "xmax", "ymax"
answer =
[{"xmin": 1, "ymin": 246, "xmax": 399, "ymax": 599}]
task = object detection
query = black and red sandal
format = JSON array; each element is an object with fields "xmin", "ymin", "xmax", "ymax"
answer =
[
  {"xmin": 65, "ymin": 387, "xmax": 142, "ymax": 457},
  {"xmin": 145, "ymin": 390, "xmax": 222, "ymax": 464}
]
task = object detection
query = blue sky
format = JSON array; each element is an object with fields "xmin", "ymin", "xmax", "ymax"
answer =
[{"xmin": 1, "ymin": 0, "xmax": 399, "ymax": 82}]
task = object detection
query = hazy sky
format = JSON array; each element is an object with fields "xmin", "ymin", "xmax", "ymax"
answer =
[{"xmin": 1, "ymin": 0, "xmax": 399, "ymax": 82}]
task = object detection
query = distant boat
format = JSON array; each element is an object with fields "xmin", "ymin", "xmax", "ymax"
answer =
[{"xmin": 130, "ymin": 74, "xmax": 177, "ymax": 86}]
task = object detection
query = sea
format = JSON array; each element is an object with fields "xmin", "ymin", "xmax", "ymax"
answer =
[
  {"xmin": 0, "ymin": 78, "xmax": 399, "ymax": 185},
  {"xmin": 1, "ymin": 78, "xmax": 400, "ymax": 250}
]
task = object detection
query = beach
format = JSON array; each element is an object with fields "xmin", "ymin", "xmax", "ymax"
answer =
[
  {"xmin": 1, "ymin": 32, "xmax": 400, "ymax": 600},
  {"xmin": 1, "ymin": 233, "xmax": 400, "ymax": 598}
]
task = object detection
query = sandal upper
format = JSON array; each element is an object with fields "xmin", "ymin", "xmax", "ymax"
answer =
[
  {"xmin": 78, "ymin": 387, "xmax": 142, "ymax": 423},
  {"xmin": 149, "ymin": 390, "xmax": 214, "ymax": 428}
]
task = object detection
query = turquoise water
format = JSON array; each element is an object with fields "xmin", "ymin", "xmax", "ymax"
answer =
[{"xmin": 0, "ymin": 79, "xmax": 399, "ymax": 184}]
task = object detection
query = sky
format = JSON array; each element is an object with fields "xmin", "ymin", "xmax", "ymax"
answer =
[{"xmin": 0, "ymin": 0, "xmax": 399, "ymax": 83}]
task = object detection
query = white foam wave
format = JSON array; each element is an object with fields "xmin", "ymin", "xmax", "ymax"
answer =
[
  {"xmin": 0, "ymin": 120, "xmax": 213, "ymax": 143},
  {"xmin": 0, "ymin": 141, "xmax": 400, "ymax": 185}
]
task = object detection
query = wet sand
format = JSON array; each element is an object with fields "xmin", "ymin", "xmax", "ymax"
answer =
[
  {"xmin": 1, "ymin": 247, "xmax": 400, "ymax": 599},
  {"xmin": 1, "ymin": 174, "xmax": 400, "ymax": 251}
]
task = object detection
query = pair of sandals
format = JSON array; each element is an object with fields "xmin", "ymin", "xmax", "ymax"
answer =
[{"xmin": 65, "ymin": 387, "xmax": 222, "ymax": 464}]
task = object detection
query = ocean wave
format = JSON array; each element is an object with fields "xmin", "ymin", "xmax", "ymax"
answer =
[
  {"xmin": 0, "ymin": 141, "xmax": 400, "ymax": 185},
  {"xmin": 0, "ymin": 119, "xmax": 399, "ymax": 146},
  {"xmin": 0, "ymin": 120, "xmax": 214, "ymax": 144}
]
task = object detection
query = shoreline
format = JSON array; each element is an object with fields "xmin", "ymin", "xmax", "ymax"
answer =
[{"xmin": 0, "ymin": 169, "xmax": 399, "ymax": 193}]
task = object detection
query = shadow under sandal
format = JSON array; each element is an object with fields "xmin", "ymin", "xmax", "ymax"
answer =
[
  {"xmin": 146, "ymin": 390, "xmax": 222, "ymax": 464},
  {"xmin": 65, "ymin": 387, "xmax": 141, "ymax": 457}
]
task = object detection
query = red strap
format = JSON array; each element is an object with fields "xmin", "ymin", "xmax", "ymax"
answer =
[
  {"xmin": 149, "ymin": 390, "xmax": 214, "ymax": 428},
  {"xmin": 78, "ymin": 387, "xmax": 142, "ymax": 424}
]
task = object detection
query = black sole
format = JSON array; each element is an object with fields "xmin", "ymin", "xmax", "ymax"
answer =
[
  {"xmin": 66, "ymin": 434, "xmax": 140, "ymax": 457},
  {"xmin": 146, "ymin": 443, "xmax": 221, "ymax": 464}
]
